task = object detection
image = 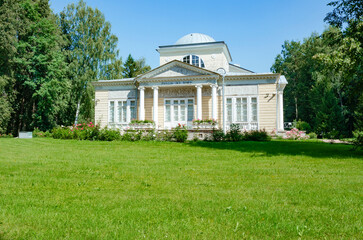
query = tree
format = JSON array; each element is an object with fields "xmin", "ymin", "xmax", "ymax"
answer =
[
  {"xmin": 0, "ymin": 0, "xmax": 20, "ymax": 133},
  {"xmin": 0, "ymin": 0, "xmax": 68, "ymax": 133},
  {"xmin": 271, "ymin": 34, "xmax": 324, "ymax": 123},
  {"xmin": 324, "ymin": 0, "xmax": 363, "ymax": 28},
  {"xmin": 58, "ymin": 0, "xmax": 123, "ymax": 124},
  {"xmin": 122, "ymin": 54, "xmax": 151, "ymax": 78},
  {"xmin": 321, "ymin": 0, "xmax": 363, "ymax": 133}
]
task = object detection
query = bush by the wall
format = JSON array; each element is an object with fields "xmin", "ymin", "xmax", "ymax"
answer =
[
  {"xmin": 242, "ymin": 129, "xmax": 271, "ymax": 141},
  {"xmin": 98, "ymin": 128, "xmax": 121, "ymax": 141},
  {"xmin": 156, "ymin": 130, "xmax": 173, "ymax": 141},
  {"xmin": 226, "ymin": 124, "xmax": 242, "ymax": 141},
  {"xmin": 173, "ymin": 124, "xmax": 188, "ymax": 142},
  {"xmin": 212, "ymin": 128, "xmax": 225, "ymax": 142}
]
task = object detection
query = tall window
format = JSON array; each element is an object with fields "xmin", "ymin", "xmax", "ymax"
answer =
[
  {"xmin": 165, "ymin": 98, "xmax": 194, "ymax": 123},
  {"xmin": 226, "ymin": 96, "xmax": 258, "ymax": 124},
  {"xmin": 109, "ymin": 101, "xmax": 115, "ymax": 122},
  {"xmin": 182, "ymin": 55, "xmax": 205, "ymax": 68},
  {"xmin": 109, "ymin": 99, "xmax": 136, "ymax": 124}
]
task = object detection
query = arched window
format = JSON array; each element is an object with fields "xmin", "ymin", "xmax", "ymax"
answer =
[{"xmin": 182, "ymin": 55, "xmax": 205, "ymax": 68}]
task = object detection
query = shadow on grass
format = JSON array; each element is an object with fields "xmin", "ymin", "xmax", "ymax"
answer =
[{"xmin": 187, "ymin": 140, "xmax": 363, "ymax": 159}]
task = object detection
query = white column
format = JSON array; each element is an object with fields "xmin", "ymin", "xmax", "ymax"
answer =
[
  {"xmin": 152, "ymin": 86, "xmax": 159, "ymax": 128},
  {"xmin": 211, "ymin": 84, "xmax": 217, "ymax": 120},
  {"xmin": 278, "ymin": 91, "xmax": 284, "ymax": 131},
  {"xmin": 195, "ymin": 85, "xmax": 202, "ymax": 120},
  {"xmin": 138, "ymin": 86, "xmax": 145, "ymax": 121}
]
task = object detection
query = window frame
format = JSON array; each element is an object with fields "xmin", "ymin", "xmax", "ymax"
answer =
[
  {"xmin": 164, "ymin": 98, "xmax": 194, "ymax": 125},
  {"xmin": 108, "ymin": 99, "xmax": 136, "ymax": 124},
  {"xmin": 182, "ymin": 55, "xmax": 205, "ymax": 68},
  {"xmin": 225, "ymin": 96, "xmax": 259, "ymax": 125}
]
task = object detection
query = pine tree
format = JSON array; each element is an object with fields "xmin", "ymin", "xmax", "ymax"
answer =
[{"xmin": 122, "ymin": 54, "xmax": 151, "ymax": 78}]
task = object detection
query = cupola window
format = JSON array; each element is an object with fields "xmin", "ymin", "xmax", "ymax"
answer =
[{"xmin": 182, "ymin": 55, "xmax": 205, "ymax": 68}]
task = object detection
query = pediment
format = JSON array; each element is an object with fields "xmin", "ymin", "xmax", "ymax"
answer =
[
  {"xmin": 136, "ymin": 60, "xmax": 219, "ymax": 81},
  {"xmin": 153, "ymin": 66, "xmax": 202, "ymax": 78}
]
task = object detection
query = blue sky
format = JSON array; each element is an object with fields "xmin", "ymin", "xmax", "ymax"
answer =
[{"xmin": 50, "ymin": 0, "xmax": 333, "ymax": 73}]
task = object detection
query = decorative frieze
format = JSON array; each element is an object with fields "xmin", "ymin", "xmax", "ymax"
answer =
[{"xmin": 143, "ymin": 87, "xmax": 214, "ymax": 98}]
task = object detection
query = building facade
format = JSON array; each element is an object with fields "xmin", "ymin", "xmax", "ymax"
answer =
[{"xmin": 93, "ymin": 33, "xmax": 287, "ymax": 132}]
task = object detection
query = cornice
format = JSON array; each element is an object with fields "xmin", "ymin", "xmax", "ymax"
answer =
[
  {"xmin": 92, "ymin": 81, "xmax": 134, "ymax": 87},
  {"xmin": 139, "ymin": 75, "xmax": 217, "ymax": 83},
  {"xmin": 225, "ymin": 73, "xmax": 280, "ymax": 81}
]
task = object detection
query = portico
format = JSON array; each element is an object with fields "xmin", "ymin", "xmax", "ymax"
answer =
[{"xmin": 136, "ymin": 80, "xmax": 219, "ymax": 129}]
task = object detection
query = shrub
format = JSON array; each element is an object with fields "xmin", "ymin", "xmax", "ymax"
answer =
[
  {"xmin": 98, "ymin": 128, "xmax": 121, "ymax": 141},
  {"xmin": 0, "ymin": 133, "xmax": 13, "ymax": 138},
  {"xmin": 212, "ymin": 128, "xmax": 225, "ymax": 142},
  {"xmin": 323, "ymin": 130, "xmax": 340, "ymax": 139},
  {"xmin": 52, "ymin": 127, "xmax": 73, "ymax": 139},
  {"xmin": 33, "ymin": 128, "xmax": 52, "ymax": 138},
  {"xmin": 308, "ymin": 132, "xmax": 317, "ymax": 139},
  {"xmin": 242, "ymin": 129, "xmax": 271, "ymax": 141},
  {"xmin": 226, "ymin": 124, "xmax": 242, "ymax": 141},
  {"xmin": 294, "ymin": 120, "xmax": 312, "ymax": 133},
  {"xmin": 156, "ymin": 130, "xmax": 173, "ymax": 141},
  {"xmin": 173, "ymin": 124, "xmax": 188, "ymax": 142},
  {"xmin": 52, "ymin": 122, "xmax": 101, "ymax": 140},
  {"xmin": 352, "ymin": 131, "xmax": 363, "ymax": 150},
  {"xmin": 284, "ymin": 128, "xmax": 309, "ymax": 140},
  {"xmin": 143, "ymin": 129, "xmax": 156, "ymax": 141},
  {"xmin": 120, "ymin": 130, "xmax": 145, "ymax": 141}
]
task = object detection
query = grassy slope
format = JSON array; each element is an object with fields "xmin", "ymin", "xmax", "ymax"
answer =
[{"xmin": 0, "ymin": 138, "xmax": 362, "ymax": 239}]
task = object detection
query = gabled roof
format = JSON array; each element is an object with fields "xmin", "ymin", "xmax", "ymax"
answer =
[{"xmin": 135, "ymin": 60, "xmax": 220, "ymax": 81}]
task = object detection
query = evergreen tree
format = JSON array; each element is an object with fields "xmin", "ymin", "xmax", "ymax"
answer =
[
  {"xmin": 0, "ymin": 0, "xmax": 68, "ymax": 133},
  {"xmin": 122, "ymin": 54, "xmax": 151, "ymax": 78}
]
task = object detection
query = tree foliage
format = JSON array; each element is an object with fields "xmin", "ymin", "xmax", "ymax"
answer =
[
  {"xmin": 272, "ymin": 0, "xmax": 362, "ymax": 137},
  {"xmin": 0, "ymin": 0, "xmax": 151, "ymax": 134},
  {"xmin": 122, "ymin": 54, "xmax": 151, "ymax": 78},
  {"xmin": 0, "ymin": 0, "xmax": 68, "ymax": 133},
  {"xmin": 58, "ymin": 0, "xmax": 123, "ymax": 124}
]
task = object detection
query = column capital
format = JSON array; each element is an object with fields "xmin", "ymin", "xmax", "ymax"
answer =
[
  {"xmin": 138, "ymin": 86, "xmax": 145, "ymax": 90},
  {"xmin": 210, "ymin": 83, "xmax": 218, "ymax": 88},
  {"xmin": 195, "ymin": 84, "xmax": 203, "ymax": 89},
  {"xmin": 152, "ymin": 86, "xmax": 159, "ymax": 90}
]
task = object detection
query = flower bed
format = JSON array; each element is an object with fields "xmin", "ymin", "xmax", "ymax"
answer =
[{"xmin": 284, "ymin": 128, "xmax": 309, "ymax": 140}]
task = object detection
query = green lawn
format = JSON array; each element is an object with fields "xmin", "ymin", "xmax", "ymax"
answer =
[{"xmin": 0, "ymin": 139, "xmax": 362, "ymax": 239}]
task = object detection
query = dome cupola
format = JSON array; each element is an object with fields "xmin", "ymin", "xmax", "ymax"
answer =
[{"xmin": 175, "ymin": 33, "xmax": 216, "ymax": 45}]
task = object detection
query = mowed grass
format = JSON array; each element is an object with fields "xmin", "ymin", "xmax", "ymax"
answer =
[{"xmin": 0, "ymin": 139, "xmax": 362, "ymax": 239}]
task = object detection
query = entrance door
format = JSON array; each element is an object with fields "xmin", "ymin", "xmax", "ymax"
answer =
[{"xmin": 164, "ymin": 98, "xmax": 194, "ymax": 129}]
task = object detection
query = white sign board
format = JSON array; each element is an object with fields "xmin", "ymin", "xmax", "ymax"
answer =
[{"xmin": 19, "ymin": 132, "xmax": 33, "ymax": 139}]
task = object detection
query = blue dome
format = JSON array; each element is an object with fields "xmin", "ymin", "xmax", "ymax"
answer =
[{"xmin": 175, "ymin": 33, "xmax": 215, "ymax": 45}]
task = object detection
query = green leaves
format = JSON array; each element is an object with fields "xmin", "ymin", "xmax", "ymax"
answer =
[
  {"xmin": 122, "ymin": 54, "xmax": 151, "ymax": 78},
  {"xmin": 59, "ymin": 0, "xmax": 123, "ymax": 123}
]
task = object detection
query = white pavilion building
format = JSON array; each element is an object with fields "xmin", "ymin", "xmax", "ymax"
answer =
[{"xmin": 93, "ymin": 33, "xmax": 287, "ymax": 132}]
